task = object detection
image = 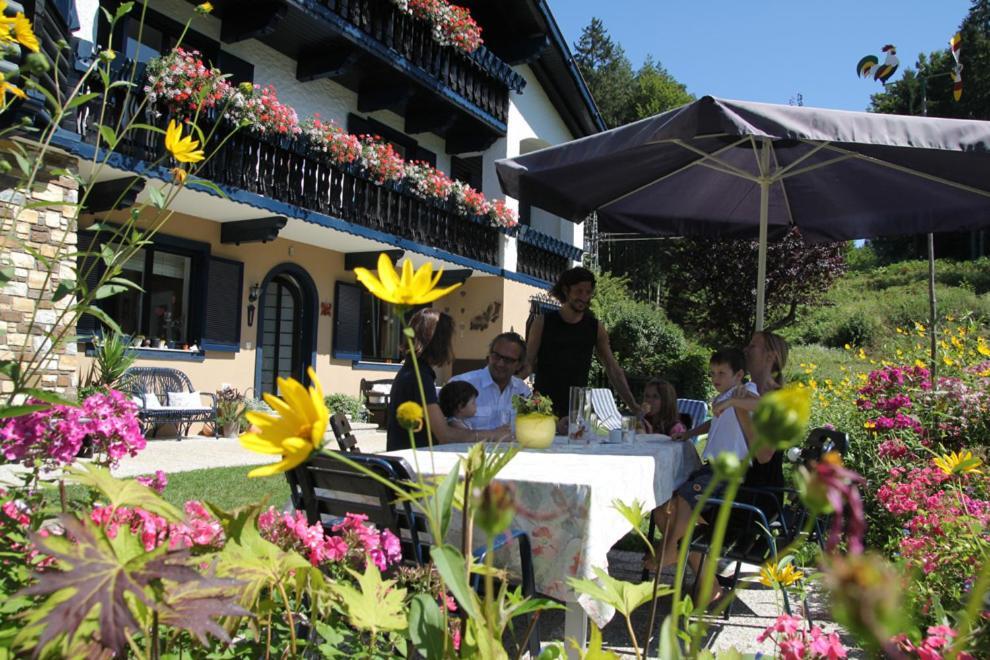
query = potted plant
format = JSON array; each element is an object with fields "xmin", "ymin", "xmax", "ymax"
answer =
[
  {"xmin": 512, "ymin": 391, "xmax": 556, "ymax": 449},
  {"xmin": 215, "ymin": 387, "xmax": 246, "ymax": 438}
]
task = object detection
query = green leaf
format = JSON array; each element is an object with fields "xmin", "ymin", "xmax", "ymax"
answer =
[
  {"xmin": 0, "ymin": 266, "xmax": 14, "ymax": 285},
  {"xmin": 65, "ymin": 464, "xmax": 184, "ymax": 521},
  {"xmin": 52, "ymin": 280, "xmax": 75, "ymax": 302},
  {"xmin": 435, "ymin": 460, "xmax": 460, "ymax": 540},
  {"xmin": 93, "ymin": 283, "xmax": 132, "ymax": 300},
  {"xmin": 17, "ymin": 516, "xmax": 167, "ymax": 655},
  {"xmin": 211, "ymin": 505, "xmax": 313, "ymax": 617},
  {"xmin": 12, "ymin": 152, "xmax": 32, "ymax": 177},
  {"xmin": 20, "ymin": 388, "xmax": 75, "ymax": 406},
  {"xmin": 612, "ymin": 498, "xmax": 651, "ymax": 550},
  {"xmin": 114, "ymin": 2, "xmax": 134, "ymax": 21},
  {"xmin": 64, "ymin": 93, "xmax": 100, "ymax": 111},
  {"xmin": 312, "ymin": 620, "xmax": 349, "ymax": 658},
  {"xmin": 430, "ymin": 544, "xmax": 482, "ymax": 620},
  {"xmin": 569, "ymin": 625, "xmax": 619, "ymax": 660},
  {"xmin": 567, "ymin": 567, "xmax": 661, "ymax": 618},
  {"xmin": 328, "ymin": 562, "xmax": 407, "ymax": 635},
  {"xmin": 0, "ymin": 404, "xmax": 50, "ymax": 419},
  {"xmin": 97, "ymin": 124, "xmax": 118, "ymax": 150},
  {"xmin": 146, "ymin": 185, "xmax": 166, "ymax": 209},
  {"xmin": 77, "ymin": 305, "xmax": 122, "ymax": 334},
  {"xmin": 658, "ymin": 615, "xmax": 682, "ymax": 660},
  {"xmin": 407, "ymin": 592, "xmax": 446, "ymax": 658},
  {"xmin": 186, "ymin": 178, "xmax": 228, "ymax": 199}
]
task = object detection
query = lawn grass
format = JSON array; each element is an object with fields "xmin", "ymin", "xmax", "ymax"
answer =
[
  {"xmin": 47, "ymin": 465, "xmax": 291, "ymax": 513},
  {"xmin": 155, "ymin": 465, "xmax": 291, "ymax": 511}
]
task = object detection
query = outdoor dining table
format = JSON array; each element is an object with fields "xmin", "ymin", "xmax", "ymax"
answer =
[{"xmin": 385, "ymin": 434, "xmax": 702, "ymax": 651}]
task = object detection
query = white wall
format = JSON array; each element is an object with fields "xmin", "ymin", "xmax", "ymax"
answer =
[{"xmin": 503, "ymin": 65, "xmax": 582, "ymax": 249}]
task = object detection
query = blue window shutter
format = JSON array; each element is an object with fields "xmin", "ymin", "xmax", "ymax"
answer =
[
  {"xmin": 200, "ymin": 256, "xmax": 242, "ymax": 352},
  {"xmin": 333, "ymin": 281, "xmax": 362, "ymax": 360}
]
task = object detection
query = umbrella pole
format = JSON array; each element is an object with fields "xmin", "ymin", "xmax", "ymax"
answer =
[{"xmin": 755, "ymin": 140, "xmax": 771, "ymax": 331}]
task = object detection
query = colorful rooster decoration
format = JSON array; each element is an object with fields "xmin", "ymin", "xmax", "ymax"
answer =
[
  {"xmin": 857, "ymin": 44, "xmax": 900, "ymax": 84},
  {"xmin": 950, "ymin": 32, "xmax": 963, "ymax": 101}
]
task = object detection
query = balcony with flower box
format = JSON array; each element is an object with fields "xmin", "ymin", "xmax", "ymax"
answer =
[{"xmin": 181, "ymin": 0, "xmax": 526, "ymax": 154}]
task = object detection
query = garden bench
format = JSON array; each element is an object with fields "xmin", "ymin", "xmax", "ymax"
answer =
[
  {"xmin": 359, "ymin": 378, "xmax": 393, "ymax": 428},
  {"xmin": 122, "ymin": 367, "xmax": 217, "ymax": 440}
]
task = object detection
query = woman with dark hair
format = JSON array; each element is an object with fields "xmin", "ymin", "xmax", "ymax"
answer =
[
  {"xmin": 386, "ymin": 309, "xmax": 510, "ymax": 451},
  {"xmin": 645, "ymin": 331, "xmax": 791, "ymax": 602}
]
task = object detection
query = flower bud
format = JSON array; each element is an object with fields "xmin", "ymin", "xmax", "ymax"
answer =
[
  {"xmin": 396, "ymin": 401, "xmax": 424, "ymax": 432},
  {"xmin": 711, "ymin": 451, "xmax": 743, "ymax": 479},
  {"xmin": 22, "ymin": 53, "xmax": 50, "ymax": 75},
  {"xmin": 474, "ymin": 481, "xmax": 515, "ymax": 536},
  {"xmin": 98, "ymin": 49, "xmax": 116, "ymax": 63},
  {"xmin": 752, "ymin": 385, "xmax": 810, "ymax": 449},
  {"xmin": 238, "ymin": 81, "xmax": 254, "ymax": 95}
]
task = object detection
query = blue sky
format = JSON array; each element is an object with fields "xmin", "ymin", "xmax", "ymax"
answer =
[{"xmin": 550, "ymin": 0, "xmax": 972, "ymax": 112}]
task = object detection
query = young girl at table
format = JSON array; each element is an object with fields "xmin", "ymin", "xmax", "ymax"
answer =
[
  {"xmin": 640, "ymin": 378, "xmax": 686, "ymax": 436},
  {"xmin": 439, "ymin": 380, "xmax": 479, "ymax": 430}
]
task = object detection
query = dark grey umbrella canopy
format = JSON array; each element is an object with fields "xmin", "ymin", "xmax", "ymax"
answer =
[{"xmin": 496, "ymin": 96, "xmax": 990, "ymax": 243}]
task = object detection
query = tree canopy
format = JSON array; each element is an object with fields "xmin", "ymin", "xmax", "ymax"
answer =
[{"xmin": 573, "ymin": 18, "xmax": 693, "ymax": 128}]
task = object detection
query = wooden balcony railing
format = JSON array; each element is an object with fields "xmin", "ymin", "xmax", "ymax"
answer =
[
  {"xmin": 319, "ymin": 0, "xmax": 525, "ymax": 125},
  {"xmin": 517, "ymin": 227, "xmax": 583, "ymax": 284},
  {"xmin": 72, "ymin": 62, "xmax": 503, "ymax": 266}
]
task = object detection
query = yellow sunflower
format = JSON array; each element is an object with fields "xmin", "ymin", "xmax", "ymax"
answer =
[
  {"xmin": 240, "ymin": 367, "xmax": 328, "ymax": 477},
  {"xmin": 0, "ymin": 72, "xmax": 25, "ymax": 104},
  {"xmin": 354, "ymin": 252, "xmax": 461, "ymax": 306},
  {"xmin": 11, "ymin": 13, "xmax": 38, "ymax": 52},
  {"xmin": 759, "ymin": 560, "xmax": 804, "ymax": 588},
  {"xmin": 933, "ymin": 450, "xmax": 982, "ymax": 476},
  {"xmin": 164, "ymin": 119, "xmax": 205, "ymax": 163}
]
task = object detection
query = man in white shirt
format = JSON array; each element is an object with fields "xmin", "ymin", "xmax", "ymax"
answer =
[{"xmin": 449, "ymin": 332, "xmax": 531, "ymax": 430}]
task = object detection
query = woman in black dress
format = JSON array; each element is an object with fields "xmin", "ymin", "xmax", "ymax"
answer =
[{"xmin": 386, "ymin": 309, "xmax": 510, "ymax": 451}]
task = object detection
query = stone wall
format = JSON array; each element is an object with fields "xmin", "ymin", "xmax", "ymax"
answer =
[{"xmin": 0, "ymin": 160, "xmax": 79, "ymax": 398}]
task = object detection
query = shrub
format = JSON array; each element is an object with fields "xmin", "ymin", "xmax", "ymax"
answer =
[{"xmin": 324, "ymin": 393, "xmax": 368, "ymax": 422}]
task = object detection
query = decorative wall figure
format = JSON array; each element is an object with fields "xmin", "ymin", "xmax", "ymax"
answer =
[
  {"xmin": 470, "ymin": 301, "xmax": 501, "ymax": 331},
  {"xmin": 321, "ymin": 302, "xmax": 333, "ymax": 317}
]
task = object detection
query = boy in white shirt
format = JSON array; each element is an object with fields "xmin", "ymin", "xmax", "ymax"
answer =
[{"xmin": 674, "ymin": 348, "xmax": 755, "ymax": 461}]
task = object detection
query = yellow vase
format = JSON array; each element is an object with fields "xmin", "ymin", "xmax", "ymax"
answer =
[{"xmin": 514, "ymin": 413, "xmax": 556, "ymax": 449}]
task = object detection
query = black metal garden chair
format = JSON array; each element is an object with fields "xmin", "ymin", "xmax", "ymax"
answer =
[{"xmin": 286, "ymin": 452, "xmax": 541, "ymax": 657}]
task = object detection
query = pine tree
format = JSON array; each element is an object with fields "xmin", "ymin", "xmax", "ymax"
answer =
[{"xmin": 573, "ymin": 17, "xmax": 635, "ymax": 128}]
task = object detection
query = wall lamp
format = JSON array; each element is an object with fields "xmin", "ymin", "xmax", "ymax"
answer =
[{"xmin": 247, "ymin": 282, "xmax": 261, "ymax": 327}]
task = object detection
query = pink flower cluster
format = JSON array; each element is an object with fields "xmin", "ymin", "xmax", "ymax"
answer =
[
  {"xmin": 879, "ymin": 463, "xmax": 990, "ymax": 574},
  {"xmin": 0, "ymin": 391, "xmax": 145, "ymax": 470},
  {"xmin": 79, "ymin": 390, "xmax": 147, "ymax": 467},
  {"xmin": 857, "ymin": 366, "xmax": 928, "ymax": 438},
  {"xmin": 0, "ymin": 487, "xmax": 54, "ymax": 570},
  {"xmin": 894, "ymin": 625, "xmax": 972, "ymax": 660},
  {"xmin": 404, "ymin": 160, "xmax": 455, "ymax": 199},
  {"xmin": 403, "ymin": 0, "xmax": 483, "ymax": 53},
  {"xmin": 359, "ymin": 135, "xmax": 407, "ymax": 185},
  {"xmin": 144, "ymin": 47, "xmax": 232, "ymax": 116},
  {"xmin": 301, "ymin": 115, "xmax": 362, "ymax": 164},
  {"xmin": 144, "ymin": 50, "xmax": 520, "ymax": 229},
  {"xmin": 230, "ymin": 84, "xmax": 301, "ymax": 136},
  {"xmin": 136, "ymin": 470, "xmax": 169, "ymax": 494},
  {"xmin": 876, "ymin": 438, "xmax": 913, "ymax": 460},
  {"xmin": 757, "ymin": 614, "xmax": 848, "ymax": 659},
  {"xmin": 90, "ymin": 500, "xmax": 224, "ymax": 552},
  {"xmin": 259, "ymin": 508, "xmax": 401, "ymax": 571}
]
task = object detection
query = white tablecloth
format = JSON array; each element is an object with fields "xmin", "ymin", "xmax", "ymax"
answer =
[{"xmin": 386, "ymin": 435, "xmax": 701, "ymax": 626}]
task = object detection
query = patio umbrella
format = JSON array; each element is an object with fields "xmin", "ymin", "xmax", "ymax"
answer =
[{"xmin": 496, "ymin": 96, "xmax": 990, "ymax": 334}]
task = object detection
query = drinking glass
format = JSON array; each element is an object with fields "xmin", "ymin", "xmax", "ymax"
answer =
[
  {"xmin": 568, "ymin": 386, "xmax": 588, "ymax": 443},
  {"xmin": 621, "ymin": 415, "xmax": 638, "ymax": 444}
]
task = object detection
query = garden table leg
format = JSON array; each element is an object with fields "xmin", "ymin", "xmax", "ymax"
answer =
[{"xmin": 564, "ymin": 601, "xmax": 588, "ymax": 658}]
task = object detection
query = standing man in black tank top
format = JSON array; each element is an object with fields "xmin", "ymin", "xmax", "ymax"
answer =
[{"xmin": 524, "ymin": 267, "xmax": 640, "ymax": 425}]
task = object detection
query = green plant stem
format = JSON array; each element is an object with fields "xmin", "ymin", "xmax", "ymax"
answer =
[
  {"xmin": 644, "ymin": 502, "xmax": 673, "ymax": 653},
  {"xmin": 484, "ymin": 536, "xmax": 496, "ymax": 634},
  {"xmin": 274, "ymin": 575, "xmax": 298, "ymax": 657},
  {"xmin": 949, "ymin": 558, "xmax": 990, "ymax": 658}
]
